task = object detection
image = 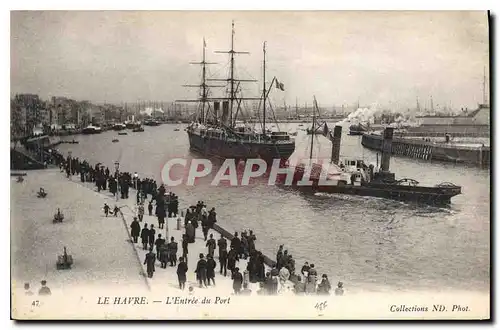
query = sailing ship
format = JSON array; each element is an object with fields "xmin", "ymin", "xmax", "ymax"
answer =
[{"xmin": 180, "ymin": 22, "xmax": 295, "ymax": 164}]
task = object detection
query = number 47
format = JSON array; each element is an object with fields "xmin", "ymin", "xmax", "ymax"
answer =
[
  {"xmin": 31, "ymin": 300, "xmax": 40, "ymax": 307},
  {"xmin": 315, "ymin": 301, "xmax": 328, "ymax": 311}
]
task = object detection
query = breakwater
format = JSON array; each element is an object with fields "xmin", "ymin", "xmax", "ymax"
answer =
[{"xmin": 361, "ymin": 133, "xmax": 490, "ymax": 167}]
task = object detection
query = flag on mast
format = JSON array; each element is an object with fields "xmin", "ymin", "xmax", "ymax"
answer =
[
  {"xmin": 275, "ymin": 78, "xmax": 285, "ymax": 91},
  {"xmin": 203, "ymin": 38, "xmax": 206, "ymax": 48}
]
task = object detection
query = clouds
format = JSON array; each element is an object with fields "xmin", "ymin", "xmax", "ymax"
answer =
[{"xmin": 11, "ymin": 11, "xmax": 489, "ymax": 109}]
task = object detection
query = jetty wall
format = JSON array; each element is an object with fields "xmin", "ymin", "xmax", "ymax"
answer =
[{"xmin": 361, "ymin": 133, "xmax": 490, "ymax": 167}]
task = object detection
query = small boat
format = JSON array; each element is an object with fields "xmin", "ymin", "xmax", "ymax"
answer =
[
  {"xmin": 118, "ymin": 132, "xmax": 128, "ymax": 136},
  {"xmin": 112, "ymin": 139, "xmax": 119, "ymax": 143},
  {"xmin": 132, "ymin": 126, "xmax": 144, "ymax": 132},
  {"xmin": 113, "ymin": 123, "xmax": 126, "ymax": 131},
  {"xmin": 174, "ymin": 128, "xmax": 180, "ymax": 131}
]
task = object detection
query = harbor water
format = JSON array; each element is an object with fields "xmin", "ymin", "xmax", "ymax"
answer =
[{"xmin": 55, "ymin": 123, "xmax": 490, "ymax": 294}]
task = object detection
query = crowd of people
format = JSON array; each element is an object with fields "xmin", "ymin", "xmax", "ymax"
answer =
[{"xmin": 51, "ymin": 150, "xmax": 343, "ymax": 297}]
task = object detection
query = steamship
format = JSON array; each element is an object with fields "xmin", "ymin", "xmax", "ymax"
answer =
[{"xmin": 179, "ymin": 23, "xmax": 295, "ymax": 163}]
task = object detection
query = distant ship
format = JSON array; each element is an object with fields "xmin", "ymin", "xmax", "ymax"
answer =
[
  {"xmin": 81, "ymin": 125, "xmax": 102, "ymax": 135},
  {"xmin": 180, "ymin": 22, "xmax": 295, "ymax": 164}
]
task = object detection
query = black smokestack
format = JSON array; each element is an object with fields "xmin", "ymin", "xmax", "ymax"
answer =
[
  {"xmin": 381, "ymin": 127, "xmax": 394, "ymax": 172},
  {"xmin": 214, "ymin": 102, "xmax": 220, "ymax": 123},
  {"xmin": 331, "ymin": 126, "xmax": 342, "ymax": 164}
]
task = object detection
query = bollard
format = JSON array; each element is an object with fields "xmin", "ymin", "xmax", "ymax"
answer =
[{"xmin": 177, "ymin": 217, "xmax": 181, "ymax": 230}]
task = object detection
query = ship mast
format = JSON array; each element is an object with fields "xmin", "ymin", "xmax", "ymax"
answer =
[
  {"xmin": 179, "ymin": 38, "xmax": 222, "ymax": 124},
  {"xmin": 211, "ymin": 21, "xmax": 257, "ymax": 126},
  {"xmin": 263, "ymin": 41, "xmax": 267, "ymax": 135},
  {"xmin": 309, "ymin": 97, "xmax": 316, "ymax": 160}
]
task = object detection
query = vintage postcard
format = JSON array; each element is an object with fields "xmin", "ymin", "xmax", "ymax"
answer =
[{"xmin": 10, "ymin": 10, "xmax": 490, "ymax": 320}]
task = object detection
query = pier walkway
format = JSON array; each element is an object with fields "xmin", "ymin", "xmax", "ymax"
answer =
[{"xmin": 70, "ymin": 174, "xmax": 281, "ymax": 297}]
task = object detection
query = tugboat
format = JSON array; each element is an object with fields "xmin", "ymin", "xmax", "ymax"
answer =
[
  {"xmin": 349, "ymin": 123, "xmax": 367, "ymax": 135},
  {"xmin": 180, "ymin": 22, "xmax": 295, "ymax": 164},
  {"xmin": 279, "ymin": 105, "xmax": 461, "ymax": 205}
]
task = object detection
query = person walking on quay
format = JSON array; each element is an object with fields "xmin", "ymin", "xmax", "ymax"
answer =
[
  {"xmin": 144, "ymin": 248, "xmax": 156, "ymax": 278},
  {"xmin": 181, "ymin": 234, "xmax": 189, "ymax": 263},
  {"xmin": 148, "ymin": 201, "xmax": 153, "ymax": 216},
  {"xmin": 138, "ymin": 203, "xmax": 145, "ymax": 222},
  {"xmin": 201, "ymin": 210, "xmax": 209, "ymax": 241},
  {"xmin": 38, "ymin": 280, "xmax": 51, "ymax": 296},
  {"xmin": 206, "ymin": 234, "xmax": 216, "ymax": 258},
  {"xmin": 177, "ymin": 257, "xmax": 188, "ymax": 290},
  {"xmin": 335, "ymin": 282, "xmax": 344, "ymax": 296},
  {"xmin": 185, "ymin": 221, "xmax": 195, "ymax": 243},
  {"xmin": 103, "ymin": 203, "xmax": 110, "ymax": 217},
  {"xmin": 217, "ymin": 235, "xmax": 228, "ymax": 276},
  {"xmin": 141, "ymin": 223, "xmax": 150, "ymax": 250},
  {"xmin": 230, "ymin": 232, "xmax": 241, "ymax": 260},
  {"xmin": 227, "ymin": 247, "xmax": 237, "ymax": 276},
  {"xmin": 305, "ymin": 264, "xmax": 318, "ymax": 294},
  {"xmin": 301, "ymin": 261, "xmax": 310, "ymax": 277},
  {"xmin": 232, "ymin": 267, "xmax": 243, "ymax": 295},
  {"xmin": 113, "ymin": 205, "xmax": 120, "ymax": 217},
  {"xmin": 148, "ymin": 224, "xmax": 156, "ymax": 250},
  {"xmin": 195, "ymin": 253, "xmax": 208, "ymax": 288},
  {"xmin": 159, "ymin": 241, "xmax": 168, "ymax": 268},
  {"xmin": 167, "ymin": 236, "xmax": 178, "ymax": 267},
  {"xmin": 130, "ymin": 217, "xmax": 140, "ymax": 243},
  {"xmin": 206, "ymin": 255, "xmax": 217, "ymax": 286},
  {"xmin": 317, "ymin": 274, "xmax": 331, "ymax": 295},
  {"xmin": 24, "ymin": 283, "xmax": 34, "ymax": 296},
  {"xmin": 155, "ymin": 234, "xmax": 165, "ymax": 261},
  {"xmin": 276, "ymin": 245, "xmax": 284, "ymax": 269}
]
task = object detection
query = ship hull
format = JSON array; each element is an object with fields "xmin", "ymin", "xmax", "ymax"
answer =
[
  {"xmin": 187, "ymin": 131, "xmax": 295, "ymax": 162},
  {"xmin": 279, "ymin": 177, "xmax": 460, "ymax": 205}
]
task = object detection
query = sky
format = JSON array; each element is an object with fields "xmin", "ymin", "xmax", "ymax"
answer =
[{"xmin": 10, "ymin": 11, "xmax": 489, "ymax": 110}]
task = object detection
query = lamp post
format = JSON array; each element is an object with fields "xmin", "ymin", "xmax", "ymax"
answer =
[{"xmin": 114, "ymin": 161, "xmax": 120, "ymax": 202}]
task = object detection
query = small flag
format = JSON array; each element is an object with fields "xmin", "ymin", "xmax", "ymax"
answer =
[
  {"xmin": 203, "ymin": 38, "xmax": 206, "ymax": 48},
  {"xmin": 275, "ymin": 79, "xmax": 285, "ymax": 91},
  {"xmin": 323, "ymin": 123, "xmax": 329, "ymax": 137}
]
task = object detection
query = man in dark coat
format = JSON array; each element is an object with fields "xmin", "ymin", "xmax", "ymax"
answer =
[
  {"xmin": 206, "ymin": 234, "xmax": 216, "ymax": 257},
  {"xmin": 159, "ymin": 243, "xmax": 168, "ymax": 268},
  {"xmin": 227, "ymin": 247, "xmax": 237, "ymax": 276},
  {"xmin": 140, "ymin": 223, "xmax": 150, "ymax": 250},
  {"xmin": 276, "ymin": 245, "xmax": 284, "ymax": 270},
  {"xmin": 206, "ymin": 255, "xmax": 217, "ymax": 286},
  {"xmin": 130, "ymin": 217, "xmax": 141, "ymax": 243},
  {"xmin": 103, "ymin": 204, "xmax": 110, "ymax": 217},
  {"xmin": 195, "ymin": 253, "xmax": 207, "ymax": 288},
  {"xmin": 148, "ymin": 224, "xmax": 156, "ymax": 249},
  {"xmin": 167, "ymin": 237, "xmax": 178, "ymax": 266},
  {"xmin": 148, "ymin": 201, "xmax": 153, "ymax": 216},
  {"xmin": 154, "ymin": 234, "xmax": 165, "ymax": 261},
  {"xmin": 230, "ymin": 232, "xmax": 241, "ymax": 260},
  {"xmin": 144, "ymin": 248, "xmax": 156, "ymax": 278},
  {"xmin": 186, "ymin": 221, "xmax": 195, "ymax": 243},
  {"xmin": 217, "ymin": 235, "xmax": 228, "ymax": 276},
  {"xmin": 177, "ymin": 257, "xmax": 188, "ymax": 290},
  {"xmin": 181, "ymin": 234, "xmax": 189, "ymax": 263},
  {"xmin": 207, "ymin": 207, "xmax": 217, "ymax": 229},
  {"xmin": 232, "ymin": 267, "xmax": 243, "ymax": 294}
]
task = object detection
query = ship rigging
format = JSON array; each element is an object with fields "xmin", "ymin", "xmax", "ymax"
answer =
[{"xmin": 177, "ymin": 21, "xmax": 296, "ymax": 163}]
